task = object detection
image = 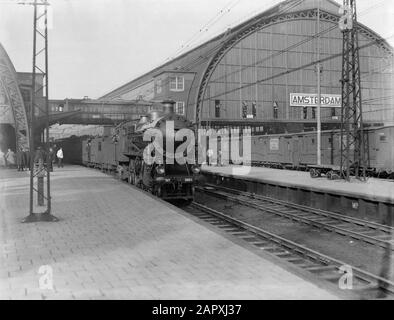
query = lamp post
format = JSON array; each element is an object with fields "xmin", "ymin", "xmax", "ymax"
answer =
[{"xmin": 316, "ymin": 1, "xmax": 322, "ymax": 166}]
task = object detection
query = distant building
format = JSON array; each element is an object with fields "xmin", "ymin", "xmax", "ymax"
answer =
[{"xmin": 101, "ymin": 0, "xmax": 394, "ymax": 134}]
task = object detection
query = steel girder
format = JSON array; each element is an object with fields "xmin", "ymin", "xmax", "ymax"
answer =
[{"xmin": 0, "ymin": 45, "xmax": 30, "ymax": 150}]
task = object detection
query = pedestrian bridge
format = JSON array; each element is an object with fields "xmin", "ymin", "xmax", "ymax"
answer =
[{"xmin": 45, "ymin": 98, "xmax": 153, "ymax": 127}]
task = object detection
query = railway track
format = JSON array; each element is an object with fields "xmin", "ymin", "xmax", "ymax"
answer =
[
  {"xmin": 196, "ymin": 184, "xmax": 394, "ymax": 250},
  {"xmin": 101, "ymin": 167, "xmax": 394, "ymax": 298},
  {"xmin": 189, "ymin": 202, "xmax": 394, "ymax": 299}
]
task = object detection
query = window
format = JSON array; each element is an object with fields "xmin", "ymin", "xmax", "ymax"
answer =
[
  {"xmin": 176, "ymin": 101, "xmax": 185, "ymax": 115},
  {"xmin": 331, "ymin": 108, "xmax": 336, "ymax": 117},
  {"xmin": 252, "ymin": 102, "xmax": 257, "ymax": 118},
  {"xmin": 242, "ymin": 101, "xmax": 248, "ymax": 119},
  {"xmin": 58, "ymin": 104, "xmax": 64, "ymax": 112},
  {"xmin": 169, "ymin": 76, "xmax": 184, "ymax": 91},
  {"xmin": 303, "ymin": 107, "xmax": 308, "ymax": 120},
  {"xmin": 312, "ymin": 107, "xmax": 316, "ymax": 119},
  {"xmin": 273, "ymin": 102, "xmax": 278, "ymax": 119},
  {"xmin": 156, "ymin": 79, "xmax": 162, "ymax": 94},
  {"xmin": 98, "ymin": 142, "xmax": 102, "ymax": 151},
  {"xmin": 215, "ymin": 100, "xmax": 221, "ymax": 118}
]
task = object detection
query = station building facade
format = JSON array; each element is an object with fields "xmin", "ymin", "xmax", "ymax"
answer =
[{"xmin": 101, "ymin": 0, "xmax": 394, "ymax": 135}]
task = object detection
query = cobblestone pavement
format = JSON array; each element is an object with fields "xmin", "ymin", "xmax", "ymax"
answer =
[{"xmin": 0, "ymin": 166, "xmax": 339, "ymax": 299}]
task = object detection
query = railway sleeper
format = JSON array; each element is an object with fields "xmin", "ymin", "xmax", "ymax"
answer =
[
  {"xmin": 351, "ymin": 283, "xmax": 380, "ymax": 292},
  {"xmin": 221, "ymin": 226, "xmax": 242, "ymax": 232},
  {"xmin": 304, "ymin": 265, "xmax": 338, "ymax": 272},
  {"xmin": 358, "ymin": 230, "xmax": 383, "ymax": 236},
  {"xmin": 265, "ymin": 248, "xmax": 286, "ymax": 254},
  {"xmin": 320, "ymin": 273, "xmax": 342, "ymax": 282},
  {"xmin": 274, "ymin": 252, "xmax": 293, "ymax": 258},
  {"xmin": 285, "ymin": 257, "xmax": 307, "ymax": 264},
  {"xmin": 373, "ymin": 234, "xmax": 394, "ymax": 241},
  {"xmin": 249, "ymin": 241, "xmax": 270, "ymax": 246},
  {"xmin": 258, "ymin": 246, "xmax": 280, "ymax": 251},
  {"xmin": 239, "ymin": 236, "xmax": 259, "ymax": 242},
  {"xmin": 230, "ymin": 231, "xmax": 249, "ymax": 236}
]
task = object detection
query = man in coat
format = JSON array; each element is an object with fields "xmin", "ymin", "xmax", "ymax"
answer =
[
  {"xmin": 0, "ymin": 149, "xmax": 5, "ymax": 167},
  {"xmin": 16, "ymin": 148, "xmax": 24, "ymax": 171},
  {"xmin": 34, "ymin": 146, "xmax": 46, "ymax": 164},
  {"xmin": 57, "ymin": 147, "xmax": 64, "ymax": 168},
  {"xmin": 47, "ymin": 147, "xmax": 55, "ymax": 172},
  {"xmin": 23, "ymin": 148, "xmax": 31, "ymax": 171},
  {"xmin": 5, "ymin": 148, "xmax": 15, "ymax": 168}
]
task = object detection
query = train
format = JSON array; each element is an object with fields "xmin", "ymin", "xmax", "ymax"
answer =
[
  {"xmin": 82, "ymin": 100, "xmax": 201, "ymax": 202},
  {"xmin": 216, "ymin": 125, "xmax": 393, "ymax": 179},
  {"xmin": 79, "ymin": 101, "xmax": 393, "ymax": 184}
]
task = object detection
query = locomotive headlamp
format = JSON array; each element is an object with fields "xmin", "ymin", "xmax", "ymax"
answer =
[
  {"xmin": 192, "ymin": 166, "xmax": 201, "ymax": 174},
  {"xmin": 156, "ymin": 165, "xmax": 165, "ymax": 175}
]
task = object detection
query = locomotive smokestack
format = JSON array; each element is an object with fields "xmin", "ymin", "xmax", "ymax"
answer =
[
  {"xmin": 138, "ymin": 115, "xmax": 149, "ymax": 125},
  {"xmin": 162, "ymin": 100, "xmax": 175, "ymax": 114},
  {"xmin": 148, "ymin": 111, "xmax": 160, "ymax": 121}
]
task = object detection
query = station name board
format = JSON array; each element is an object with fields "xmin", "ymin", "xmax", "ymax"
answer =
[{"xmin": 290, "ymin": 93, "xmax": 342, "ymax": 108}]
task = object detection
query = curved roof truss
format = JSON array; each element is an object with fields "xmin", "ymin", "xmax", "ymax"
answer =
[
  {"xmin": 194, "ymin": 8, "xmax": 393, "ymax": 125},
  {"xmin": 0, "ymin": 45, "xmax": 29, "ymax": 150}
]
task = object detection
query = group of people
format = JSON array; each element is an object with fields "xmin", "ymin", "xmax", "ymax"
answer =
[{"xmin": 0, "ymin": 146, "xmax": 64, "ymax": 171}]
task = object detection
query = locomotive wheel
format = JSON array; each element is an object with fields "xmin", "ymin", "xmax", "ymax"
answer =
[
  {"xmin": 310, "ymin": 168, "xmax": 321, "ymax": 178},
  {"xmin": 327, "ymin": 171, "xmax": 340, "ymax": 180},
  {"xmin": 152, "ymin": 186, "xmax": 162, "ymax": 197},
  {"xmin": 326, "ymin": 171, "xmax": 335, "ymax": 180}
]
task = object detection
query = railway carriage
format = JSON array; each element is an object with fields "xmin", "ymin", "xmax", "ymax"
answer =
[{"xmin": 248, "ymin": 126, "xmax": 394, "ymax": 179}]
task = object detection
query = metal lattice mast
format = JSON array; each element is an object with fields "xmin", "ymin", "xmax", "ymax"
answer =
[
  {"xmin": 23, "ymin": 0, "xmax": 57, "ymax": 222},
  {"xmin": 339, "ymin": 0, "xmax": 368, "ymax": 181}
]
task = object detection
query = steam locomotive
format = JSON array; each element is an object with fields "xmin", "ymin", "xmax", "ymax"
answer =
[{"xmin": 82, "ymin": 100, "xmax": 200, "ymax": 201}]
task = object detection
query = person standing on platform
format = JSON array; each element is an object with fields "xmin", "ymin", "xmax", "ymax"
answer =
[
  {"xmin": 207, "ymin": 148, "xmax": 213, "ymax": 166},
  {"xmin": 0, "ymin": 149, "xmax": 5, "ymax": 167},
  {"xmin": 16, "ymin": 148, "xmax": 24, "ymax": 171},
  {"xmin": 218, "ymin": 150, "xmax": 223, "ymax": 167},
  {"xmin": 34, "ymin": 146, "xmax": 46, "ymax": 164},
  {"xmin": 24, "ymin": 148, "xmax": 31, "ymax": 171},
  {"xmin": 47, "ymin": 147, "xmax": 55, "ymax": 172},
  {"xmin": 57, "ymin": 147, "xmax": 64, "ymax": 168},
  {"xmin": 5, "ymin": 148, "xmax": 15, "ymax": 168}
]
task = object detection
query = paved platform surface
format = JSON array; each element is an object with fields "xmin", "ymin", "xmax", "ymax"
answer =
[
  {"xmin": 0, "ymin": 166, "xmax": 339, "ymax": 300},
  {"xmin": 202, "ymin": 165, "xmax": 394, "ymax": 202}
]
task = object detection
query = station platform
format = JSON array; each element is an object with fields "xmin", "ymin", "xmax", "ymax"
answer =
[
  {"xmin": 0, "ymin": 166, "xmax": 339, "ymax": 300},
  {"xmin": 202, "ymin": 165, "xmax": 394, "ymax": 223}
]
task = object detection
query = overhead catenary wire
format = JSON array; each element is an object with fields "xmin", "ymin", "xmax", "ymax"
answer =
[
  {"xmin": 104, "ymin": 0, "xmax": 393, "ymax": 124},
  {"xmin": 129, "ymin": 0, "xmax": 308, "ymax": 101},
  {"xmin": 117, "ymin": 0, "xmax": 303, "ymax": 101},
  {"xmin": 163, "ymin": 0, "xmax": 242, "ymax": 63}
]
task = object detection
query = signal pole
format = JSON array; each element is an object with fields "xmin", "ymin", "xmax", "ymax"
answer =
[
  {"xmin": 338, "ymin": 0, "xmax": 367, "ymax": 181},
  {"xmin": 316, "ymin": 1, "xmax": 322, "ymax": 166},
  {"xmin": 22, "ymin": 0, "xmax": 58, "ymax": 223}
]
